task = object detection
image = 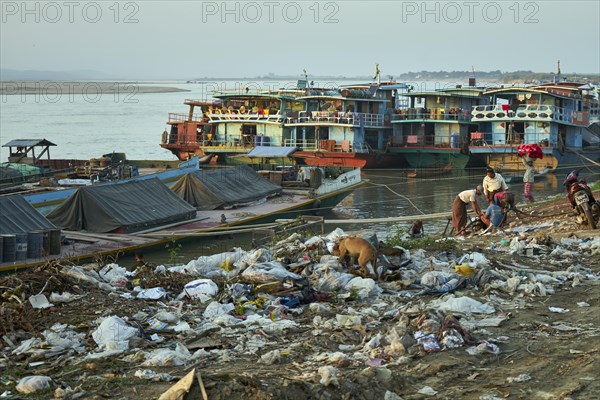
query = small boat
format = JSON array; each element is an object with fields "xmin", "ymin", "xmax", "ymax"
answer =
[
  {"xmin": 502, "ymin": 167, "xmax": 551, "ymax": 183},
  {"xmin": 405, "ymin": 164, "xmax": 456, "ymax": 179},
  {"xmin": 0, "ymin": 166, "xmax": 363, "ymax": 271}
]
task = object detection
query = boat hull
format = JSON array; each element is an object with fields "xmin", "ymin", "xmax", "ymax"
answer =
[
  {"xmin": 388, "ymin": 148, "xmax": 469, "ymax": 169},
  {"xmin": 292, "ymin": 151, "xmax": 406, "ymax": 169},
  {"xmin": 469, "ymin": 146, "xmax": 600, "ymax": 173}
]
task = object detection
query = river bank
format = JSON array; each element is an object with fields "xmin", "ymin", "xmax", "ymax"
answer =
[
  {"xmin": 0, "ymin": 191, "xmax": 598, "ymax": 399},
  {"xmin": 0, "ymin": 81, "xmax": 189, "ymax": 95}
]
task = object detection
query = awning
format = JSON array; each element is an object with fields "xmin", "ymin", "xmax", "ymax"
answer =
[
  {"xmin": 246, "ymin": 146, "xmax": 298, "ymax": 158},
  {"xmin": 2, "ymin": 139, "xmax": 57, "ymax": 147}
]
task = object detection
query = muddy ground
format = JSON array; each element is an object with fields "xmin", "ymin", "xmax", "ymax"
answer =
[{"xmin": 1, "ymin": 192, "xmax": 599, "ymax": 400}]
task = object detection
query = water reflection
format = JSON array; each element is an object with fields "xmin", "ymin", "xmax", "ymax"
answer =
[{"xmin": 127, "ymin": 167, "xmax": 596, "ymax": 266}]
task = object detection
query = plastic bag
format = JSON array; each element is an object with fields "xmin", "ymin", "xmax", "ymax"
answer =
[
  {"xmin": 16, "ymin": 376, "xmax": 52, "ymax": 394},
  {"xmin": 179, "ymin": 279, "xmax": 218, "ymax": 300},
  {"xmin": 91, "ymin": 316, "xmax": 139, "ymax": 350},
  {"xmin": 241, "ymin": 261, "xmax": 302, "ymax": 283}
]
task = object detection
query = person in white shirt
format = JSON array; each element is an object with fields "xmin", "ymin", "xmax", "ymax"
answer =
[
  {"xmin": 452, "ymin": 185, "xmax": 483, "ymax": 235},
  {"xmin": 482, "ymin": 167, "xmax": 508, "ymax": 204}
]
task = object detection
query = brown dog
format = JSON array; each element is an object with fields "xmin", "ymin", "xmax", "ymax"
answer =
[{"xmin": 332, "ymin": 237, "xmax": 377, "ymax": 278}]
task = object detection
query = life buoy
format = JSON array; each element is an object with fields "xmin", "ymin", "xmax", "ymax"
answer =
[{"xmin": 161, "ymin": 130, "xmax": 168, "ymax": 144}]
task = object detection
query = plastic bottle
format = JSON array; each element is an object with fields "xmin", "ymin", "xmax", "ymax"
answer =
[{"xmin": 438, "ymin": 278, "xmax": 459, "ymax": 293}]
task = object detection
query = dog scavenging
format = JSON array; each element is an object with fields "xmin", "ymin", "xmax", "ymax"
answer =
[{"xmin": 1, "ymin": 200, "xmax": 600, "ymax": 398}]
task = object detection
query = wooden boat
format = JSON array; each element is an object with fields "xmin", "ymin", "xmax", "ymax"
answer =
[
  {"xmin": 0, "ymin": 167, "xmax": 363, "ymax": 272},
  {"xmin": 502, "ymin": 167, "xmax": 551, "ymax": 183}
]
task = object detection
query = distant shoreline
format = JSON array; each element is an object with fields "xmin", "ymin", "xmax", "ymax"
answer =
[{"xmin": 0, "ymin": 81, "xmax": 189, "ymax": 95}]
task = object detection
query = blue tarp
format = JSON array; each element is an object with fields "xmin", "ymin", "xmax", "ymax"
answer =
[
  {"xmin": 0, "ymin": 195, "xmax": 57, "ymax": 234},
  {"xmin": 171, "ymin": 165, "xmax": 282, "ymax": 210},
  {"xmin": 246, "ymin": 146, "xmax": 298, "ymax": 158},
  {"xmin": 47, "ymin": 178, "xmax": 196, "ymax": 233}
]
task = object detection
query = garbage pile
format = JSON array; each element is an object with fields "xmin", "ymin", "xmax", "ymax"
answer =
[{"xmin": 1, "ymin": 228, "xmax": 599, "ymax": 398}]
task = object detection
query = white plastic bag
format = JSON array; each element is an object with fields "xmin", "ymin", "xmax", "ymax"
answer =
[
  {"xmin": 15, "ymin": 376, "xmax": 52, "ymax": 394},
  {"xmin": 240, "ymin": 261, "xmax": 302, "ymax": 283},
  {"xmin": 91, "ymin": 316, "xmax": 139, "ymax": 350},
  {"xmin": 179, "ymin": 279, "xmax": 219, "ymax": 300},
  {"xmin": 435, "ymin": 295, "xmax": 495, "ymax": 314}
]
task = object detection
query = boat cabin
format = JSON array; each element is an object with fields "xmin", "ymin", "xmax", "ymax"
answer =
[{"xmin": 3, "ymin": 139, "xmax": 57, "ymax": 169}]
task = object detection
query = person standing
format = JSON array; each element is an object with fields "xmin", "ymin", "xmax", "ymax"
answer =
[
  {"xmin": 452, "ymin": 186, "xmax": 483, "ymax": 236},
  {"xmin": 522, "ymin": 156, "xmax": 535, "ymax": 202},
  {"xmin": 482, "ymin": 167, "xmax": 508, "ymax": 205}
]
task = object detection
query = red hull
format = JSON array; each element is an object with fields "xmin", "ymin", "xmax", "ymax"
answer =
[{"xmin": 293, "ymin": 151, "xmax": 406, "ymax": 169}]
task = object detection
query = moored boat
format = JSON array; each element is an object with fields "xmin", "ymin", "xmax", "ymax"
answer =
[
  {"xmin": 16, "ymin": 156, "xmax": 201, "ymax": 215},
  {"xmin": 0, "ymin": 166, "xmax": 363, "ymax": 271},
  {"xmin": 288, "ymin": 81, "xmax": 409, "ymax": 168},
  {"xmin": 388, "ymin": 81, "xmax": 487, "ymax": 169},
  {"xmin": 468, "ymin": 72, "xmax": 600, "ymax": 173},
  {"xmin": 158, "ymin": 73, "xmax": 411, "ymax": 169}
]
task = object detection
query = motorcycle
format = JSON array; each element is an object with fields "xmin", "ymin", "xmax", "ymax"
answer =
[{"xmin": 563, "ymin": 169, "xmax": 599, "ymax": 229}]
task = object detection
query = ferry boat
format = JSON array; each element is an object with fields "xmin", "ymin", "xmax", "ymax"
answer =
[
  {"xmin": 285, "ymin": 81, "xmax": 409, "ymax": 168},
  {"xmin": 160, "ymin": 89, "xmax": 304, "ymax": 166},
  {"xmin": 159, "ymin": 99, "xmax": 221, "ymax": 162},
  {"xmin": 388, "ymin": 81, "xmax": 488, "ymax": 170},
  {"xmin": 468, "ymin": 79, "xmax": 600, "ymax": 173},
  {"xmin": 159, "ymin": 78, "xmax": 411, "ymax": 169}
]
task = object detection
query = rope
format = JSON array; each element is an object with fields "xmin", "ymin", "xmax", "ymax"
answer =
[{"xmin": 365, "ymin": 181, "xmax": 426, "ymax": 215}]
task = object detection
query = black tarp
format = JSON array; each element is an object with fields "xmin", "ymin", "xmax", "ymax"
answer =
[
  {"xmin": 0, "ymin": 195, "xmax": 57, "ymax": 234},
  {"xmin": 46, "ymin": 178, "xmax": 196, "ymax": 233},
  {"xmin": 171, "ymin": 165, "xmax": 282, "ymax": 210}
]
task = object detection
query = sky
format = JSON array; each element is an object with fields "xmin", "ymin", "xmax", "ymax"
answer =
[{"xmin": 1, "ymin": 0, "xmax": 599, "ymax": 79}]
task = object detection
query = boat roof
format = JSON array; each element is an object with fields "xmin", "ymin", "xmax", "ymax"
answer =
[
  {"xmin": 212, "ymin": 92, "xmax": 299, "ymax": 101},
  {"xmin": 171, "ymin": 165, "xmax": 282, "ymax": 210},
  {"xmin": 374, "ymin": 83, "xmax": 410, "ymax": 90},
  {"xmin": 482, "ymin": 85, "xmax": 586, "ymax": 100},
  {"xmin": 406, "ymin": 89, "xmax": 485, "ymax": 98},
  {"xmin": 0, "ymin": 195, "xmax": 58, "ymax": 234},
  {"xmin": 47, "ymin": 178, "xmax": 196, "ymax": 233},
  {"xmin": 3, "ymin": 139, "xmax": 57, "ymax": 147},
  {"xmin": 246, "ymin": 146, "xmax": 298, "ymax": 158}
]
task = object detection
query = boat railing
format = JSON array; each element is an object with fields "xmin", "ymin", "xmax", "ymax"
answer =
[
  {"xmin": 471, "ymin": 104, "xmax": 590, "ymax": 125},
  {"xmin": 206, "ymin": 109, "xmax": 285, "ymax": 123},
  {"xmin": 469, "ymin": 131, "xmax": 556, "ymax": 148},
  {"xmin": 391, "ymin": 107, "xmax": 471, "ymax": 122},
  {"xmin": 168, "ymin": 113, "xmax": 205, "ymax": 123},
  {"xmin": 283, "ymin": 138, "xmax": 318, "ymax": 151},
  {"xmin": 293, "ymin": 111, "xmax": 385, "ymax": 127},
  {"xmin": 390, "ymin": 133, "xmax": 460, "ymax": 148},
  {"xmin": 209, "ymin": 88, "xmax": 307, "ymax": 98}
]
